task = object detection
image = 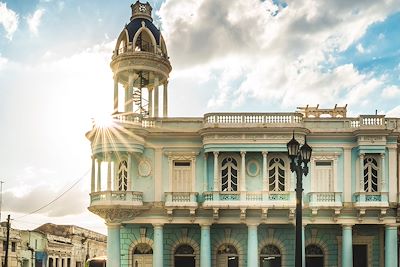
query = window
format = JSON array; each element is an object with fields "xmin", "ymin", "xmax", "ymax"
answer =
[
  {"xmin": 174, "ymin": 244, "xmax": 195, "ymax": 267},
  {"xmin": 133, "ymin": 243, "xmax": 153, "ymax": 267},
  {"xmin": 217, "ymin": 244, "xmax": 238, "ymax": 267},
  {"xmin": 135, "ymin": 30, "xmax": 154, "ymax": 52},
  {"xmin": 11, "ymin": 242, "xmax": 15, "ymax": 252},
  {"xmin": 173, "ymin": 161, "xmax": 192, "ymax": 192},
  {"xmin": 260, "ymin": 244, "xmax": 281, "ymax": 267},
  {"xmin": 2, "ymin": 240, "xmax": 6, "ymax": 251},
  {"xmin": 305, "ymin": 244, "xmax": 324, "ymax": 267},
  {"xmin": 118, "ymin": 160, "xmax": 128, "ymax": 191},
  {"xmin": 268, "ymin": 155, "xmax": 287, "ymax": 191},
  {"xmin": 363, "ymin": 154, "xmax": 379, "ymax": 192},
  {"xmin": 314, "ymin": 161, "xmax": 333, "ymax": 192},
  {"xmin": 221, "ymin": 157, "xmax": 238, "ymax": 192}
]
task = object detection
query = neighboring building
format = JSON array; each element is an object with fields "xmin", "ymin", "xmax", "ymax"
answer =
[
  {"xmin": 86, "ymin": 1, "xmax": 400, "ymax": 267},
  {"xmin": 0, "ymin": 223, "xmax": 106, "ymax": 267}
]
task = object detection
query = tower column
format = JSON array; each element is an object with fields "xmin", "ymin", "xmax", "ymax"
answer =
[
  {"xmin": 247, "ymin": 223, "xmax": 259, "ymax": 267},
  {"xmin": 262, "ymin": 151, "xmax": 268, "ymax": 191},
  {"xmin": 148, "ymin": 88, "xmax": 153, "ymax": 117},
  {"xmin": 153, "ymin": 224, "xmax": 164, "ymax": 267},
  {"xmin": 91, "ymin": 156, "xmax": 95, "ymax": 193},
  {"xmin": 124, "ymin": 85, "xmax": 129, "ymax": 112},
  {"xmin": 342, "ymin": 224, "xmax": 353, "ymax": 267},
  {"xmin": 113, "ymin": 76, "xmax": 118, "ymax": 113},
  {"xmin": 106, "ymin": 223, "xmax": 121, "ymax": 267},
  {"xmin": 385, "ymin": 225, "xmax": 398, "ymax": 267},
  {"xmin": 97, "ymin": 159, "xmax": 102, "ymax": 191},
  {"xmin": 107, "ymin": 154, "xmax": 112, "ymax": 191},
  {"xmin": 213, "ymin": 152, "xmax": 219, "ymax": 191},
  {"xmin": 154, "ymin": 77, "xmax": 159, "ymax": 117},
  {"xmin": 163, "ymin": 81, "xmax": 168, "ymax": 117},
  {"xmin": 200, "ymin": 224, "xmax": 211, "ymax": 267}
]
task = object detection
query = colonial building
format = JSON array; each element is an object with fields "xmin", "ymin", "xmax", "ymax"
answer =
[
  {"xmin": 87, "ymin": 2, "xmax": 400, "ymax": 267},
  {"xmin": 1, "ymin": 223, "xmax": 106, "ymax": 267}
]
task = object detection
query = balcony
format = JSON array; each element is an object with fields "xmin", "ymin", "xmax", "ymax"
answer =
[
  {"xmin": 308, "ymin": 192, "xmax": 343, "ymax": 212},
  {"xmin": 202, "ymin": 191, "xmax": 295, "ymax": 209},
  {"xmin": 203, "ymin": 113, "xmax": 304, "ymax": 128},
  {"xmin": 164, "ymin": 192, "xmax": 198, "ymax": 211},
  {"xmin": 90, "ymin": 191, "xmax": 144, "ymax": 207},
  {"xmin": 353, "ymin": 192, "xmax": 389, "ymax": 208}
]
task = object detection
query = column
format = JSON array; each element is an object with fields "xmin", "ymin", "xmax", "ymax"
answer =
[
  {"xmin": 343, "ymin": 147, "xmax": 352, "ymax": 202},
  {"xmin": 127, "ymin": 74, "xmax": 134, "ymax": 112},
  {"xmin": 388, "ymin": 147, "xmax": 397, "ymax": 202},
  {"xmin": 153, "ymin": 224, "xmax": 164, "ymax": 267},
  {"xmin": 381, "ymin": 153, "xmax": 386, "ymax": 192},
  {"xmin": 200, "ymin": 224, "xmax": 211, "ymax": 267},
  {"xmin": 124, "ymin": 85, "xmax": 129, "ymax": 112},
  {"xmin": 113, "ymin": 76, "xmax": 118, "ymax": 113},
  {"xmin": 240, "ymin": 151, "xmax": 246, "ymax": 191},
  {"xmin": 385, "ymin": 225, "xmax": 398, "ymax": 267},
  {"xmin": 107, "ymin": 154, "xmax": 112, "ymax": 191},
  {"xmin": 154, "ymin": 77, "xmax": 159, "ymax": 117},
  {"xmin": 247, "ymin": 224, "xmax": 259, "ymax": 267},
  {"xmin": 262, "ymin": 151, "xmax": 268, "ymax": 191},
  {"xmin": 213, "ymin": 152, "xmax": 219, "ymax": 191},
  {"xmin": 91, "ymin": 156, "xmax": 95, "ymax": 193},
  {"xmin": 163, "ymin": 81, "xmax": 168, "ymax": 117},
  {"xmin": 127, "ymin": 153, "xmax": 132, "ymax": 191},
  {"xmin": 148, "ymin": 88, "xmax": 153, "ymax": 117},
  {"xmin": 359, "ymin": 154, "xmax": 365, "ymax": 192},
  {"xmin": 203, "ymin": 153, "xmax": 208, "ymax": 192},
  {"xmin": 107, "ymin": 223, "xmax": 121, "ymax": 267},
  {"xmin": 97, "ymin": 159, "xmax": 102, "ymax": 191},
  {"xmin": 342, "ymin": 225, "xmax": 353, "ymax": 267}
]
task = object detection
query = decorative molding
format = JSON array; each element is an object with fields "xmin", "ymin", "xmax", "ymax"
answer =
[
  {"xmin": 246, "ymin": 159, "xmax": 260, "ymax": 177},
  {"xmin": 138, "ymin": 158, "xmax": 152, "ymax": 177},
  {"xmin": 89, "ymin": 207, "xmax": 143, "ymax": 223}
]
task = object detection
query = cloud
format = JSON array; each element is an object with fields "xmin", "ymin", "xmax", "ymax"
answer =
[
  {"xmin": 27, "ymin": 8, "xmax": 45, "ymax": 36},
  {"xmin": 381, "ymin": 85, "xmax": 400, "ymax": 98},
  {"xmin": 387, "ymin": 105, "xmax": 400, "ymax": 117},
  {"xmin": 159, "ymin": 0, "xmax": 400, "ymax": 111},
  {"xmin": 0, "ymin": 53, "xmax": 7, "ymax": 69},
  {"xmin": 0, "ymin": 2, "xmax": 19, "ymax": 40}
]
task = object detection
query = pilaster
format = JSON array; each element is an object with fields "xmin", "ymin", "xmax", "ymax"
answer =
[
  {"xmin": 262, "ymin": 151, "xmax": 268, "ymax": 191},
  {"xmin": 342, "ymin": 224, "xmax": 353, "ymax": 267},
  {"xmin": 385, "ymin": 225, "xmax": 398, "ymax": 267},
  {"xmin": 200, "ymin": 224, "xmax": 211, "ymax": 267},
  {"xmin": 213, "ymin": 151, "xmax": 219, "ymax": 191},
  {"xmin": 247, "ymin": 223, "xmax": 258, "ymax": 267},
  {"xmin": 106, "ymin": 223, "xmax": 121, "ymax": 267},
  {"xmin": 240, "ymin": 151, "xmax": 246, "ymax": 191},
  {"xmin": 153, "ymin": 224, "xmax": 164, "ymax": 267}
]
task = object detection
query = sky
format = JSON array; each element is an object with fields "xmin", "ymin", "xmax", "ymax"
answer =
[{"xmin": 0, "ymin": 0, "xmax": 399, "ymax": 235}]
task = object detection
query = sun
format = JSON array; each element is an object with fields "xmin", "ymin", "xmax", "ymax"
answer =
[{"xmin": 92, "ymin": 113, "xmax": 114, "ymax": 129}]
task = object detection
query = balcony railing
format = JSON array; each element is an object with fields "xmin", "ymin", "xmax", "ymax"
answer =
[
  {"xmin": 164, "ymin": 192, "xmax": 198, "ymax": 208},
  {"xmin": 353, "ymin": 192, "xmax": 389, "ymax": 208},
  {"xmin": 308, "ymin": 192, "xmax": 342, "ymax": 208},
  {"xmin": 202, "ymin": 191, "xmax": 295, "ymax": 208},
  {"xmin": 112, "ymin": 113, "xmax": 155, "ymax": 128},
  {"xmin": 90, "ymin": 191, "xmax": 143, "ymax": 206},
  {"xmin": 203, "ymin": 113, "xmax": 304, "ymax": 127}
]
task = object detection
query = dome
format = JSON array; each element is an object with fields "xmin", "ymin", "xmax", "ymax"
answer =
[{"xmin": 125, "ymin": 18, "xmax": 161, "ymax": 45}]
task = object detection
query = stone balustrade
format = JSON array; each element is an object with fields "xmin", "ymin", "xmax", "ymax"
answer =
[
  {"xmin": 90, "ymin": 191, "xmax": 143, "ymax": 206},
  {"xmin": 164, "ymin": 192, "xmax": 198, "ymax": 208},
  {"xmin": 353, "ymin": 191, "xmax": 389, "ymax": 208},
  {"xmin": 308, "ymin": 192, "xmax": 343, "ymax": 208}
]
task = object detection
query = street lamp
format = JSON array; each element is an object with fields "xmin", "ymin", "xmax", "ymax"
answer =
[{"xmin": 287, "ymin": 132, "xmax": 312, "ymax": 267}]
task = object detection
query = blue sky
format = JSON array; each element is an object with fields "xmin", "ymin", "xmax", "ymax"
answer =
[{"xmin": 0, "ymin": 0, "xmax": 399, "ymax": 233}]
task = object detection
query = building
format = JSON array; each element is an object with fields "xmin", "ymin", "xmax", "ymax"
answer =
[
  {"xmin": 86, "ymin": 2, "xmax": 400, "ymax": 267},
  {"xmin": 1, "ymin": 223, "xmax": 106, "ymax": 267}
]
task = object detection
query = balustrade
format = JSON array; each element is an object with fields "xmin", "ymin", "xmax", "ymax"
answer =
[{"xmin": 90, "ymin": 191, "xmax": 143, "ymax": 206}]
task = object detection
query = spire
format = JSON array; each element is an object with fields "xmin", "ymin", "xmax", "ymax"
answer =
[{"xmin": 130, "ymin": 1, "xmax": 153, "ymax": 22}]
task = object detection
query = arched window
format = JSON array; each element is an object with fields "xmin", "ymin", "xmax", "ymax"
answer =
[
  {"xmin": 135, "ymin": 30, "xmax": 154, "ymax": 52},
  {"xmin": 260, "ymin": 244, "xmax": 281, "ymax": 267},
  {"xmin": 174, "ymin": 244, "xmax": 195, "ymax": 267},
  {"xmin": 363, "ymin": 155, "xmax": 379, "ymax": 192},
  {"xmin": 268, "ymin": 155, "xmax": 287, "ymax": 191},
  {"xmin": 118, "ymin": 160, "xmax": 128, "ymax": 191},
  {"xmin": 133, "ymin": 243, "xmax": 153, "ymax": 267},
  {"xmin": 221, "ymin": 157, "xmax": 238, "ymax": 192},
  {"xmin": 305, "ymin": 244, "xmax": 324, "ymax": 267},
  {"xmin": 217, "ymin": 244, "xmax": 238, "ymax": 267}
]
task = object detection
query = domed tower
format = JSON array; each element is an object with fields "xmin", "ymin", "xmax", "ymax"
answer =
[{"xmin": 111, "ymin": 1, "xmax": 171, "ymax": 117}]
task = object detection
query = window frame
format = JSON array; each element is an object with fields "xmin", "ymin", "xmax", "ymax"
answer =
[
  {"xmin": 267, "ymin": 153, "xmax": 290, "ymax": 192},
  {"xmin": 310, "ymin": 153, "xmax": 340, "ymax": 193},
  {"xmin": 167, "ymin": 152, "xmax": 198, "ymax": 193},
  {"xmin": 218, "ymin": 153, "xmax": 241, "ymax": 192}
]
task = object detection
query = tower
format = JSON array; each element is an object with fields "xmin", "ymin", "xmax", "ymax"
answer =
[{"xmin": 112, "ymin": 1, "xmax": 171, "ymax": 117}]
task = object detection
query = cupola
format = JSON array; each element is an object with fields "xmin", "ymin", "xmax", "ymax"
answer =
[{"xmin": 110, "ymin": 1, "xmax": 172, "ymax": 118}]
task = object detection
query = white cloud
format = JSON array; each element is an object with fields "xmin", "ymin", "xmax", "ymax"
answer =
[
  {"xmin": 381, "ymin": 85, "xmax": 400, "ymax": 98},
  {"xmin": 27, "ymin": 8, "xmax": 45, "ymax": 36},
  {"xmin": 0, "ymin": 2, "xmax": 19, "ymax": 40},
  {"xmin": 387, "ymin": 105, "xmax": 400, "ymax": 117},
  {"xmin": 0, "ymin": 53, "xmax": 8, "ymax": 69},
  {"xmin": 159, "ymin": 0, "xmax": 400, "ymax": 112},
  {"xmin": 356, "ymin": 43, "xmax": 365, "ymax": 53}
]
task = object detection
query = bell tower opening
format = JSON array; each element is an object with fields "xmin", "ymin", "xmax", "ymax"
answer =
[{"xmin": 111, "ymin": 1, "xmax": 172, "ymax": 118}]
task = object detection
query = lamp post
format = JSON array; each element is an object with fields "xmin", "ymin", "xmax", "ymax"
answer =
[{"xmin": 287, "ymin": 133, "xmax": 312, "ymax": 267}]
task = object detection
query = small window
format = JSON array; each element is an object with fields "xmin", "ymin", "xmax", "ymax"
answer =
[
  {"xmin": 268, "ymin": 155, "xmax": 287, "ymax": 191},
  {"xmin": 2, "ymin": 240, "xmax": 6, "ymax": 251},
  {"xmin": 363, "ymin": 154, "xmax": 379, "ymax": 192},
  {"xmin": 11, "ymin": 242, "xmax": 16, "ymax": 252},
  {"xmin": 221, "ymin": 157, "xmax": 238, "ymax": 192},
  {"xmin": 174, "ymin": 161, "xmax": 191, "ymax": 167},
  {"xmin": 118, "ymin": 160, "xmax": 128, "ymax": 191},
  {"xmin": 315, "ymin": 161, "xmax": 332, "ymax": 166}
]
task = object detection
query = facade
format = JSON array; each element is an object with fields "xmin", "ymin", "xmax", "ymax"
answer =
[
  {"xmin": 0, "ymin": 224, "xmax": 106, "ymax": 267},
  {"xmin": 1, "ymin": 223, "xmax": 22, "ymax": 267},
  {"xmin": 87, "ymin": 2, "xmax": 400, "ymax": 267}
]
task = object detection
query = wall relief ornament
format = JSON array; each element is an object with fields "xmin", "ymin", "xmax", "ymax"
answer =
[
  {"xmin": 89, "ymin": 207, "xmax": 143, "ymax": 223},
  {"xmin": 138, "ymin": 159, "xmax": 152, "ymax": 177}
]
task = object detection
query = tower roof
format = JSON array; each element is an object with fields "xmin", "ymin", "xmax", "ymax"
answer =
[{"xmin": 125, "ymin": 18, "xmax": 161, "ymax": 45}]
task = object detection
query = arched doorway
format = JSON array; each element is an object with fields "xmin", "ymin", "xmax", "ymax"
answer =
[
  {"xmin": 174, "ymin": 244, "xmax": 195, "ymax": 267},
  {"xmin": 132, "ymin": 243, "xmax": 153, "ymax": 267},
  {"xmin": 217, "ymin": 244, "xmax": 239, "ymax": 267},
  {"xmin": 305, "ymin": 244, "xmax": 324, "ymax": 267},
  {"xmin": 260, "ymin": 244, "xmax": 282, "ymax": 267}
]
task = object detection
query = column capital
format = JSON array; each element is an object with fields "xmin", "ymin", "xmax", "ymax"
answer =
[
  {"xmin": 200, "ymin": 223, "xmax": 212, "ymax": 229},
  {"xmin": 213, "ymin": 151, "xmax": 219, "ymax": 157},
  {"xmin": 153, "ymin": 223, "xmax": 164, "ymax": 229},
  {"xmin": 247, "ymin": 222, "xmax": 259, "ymax": 228},
  {"xmin": 106, "ymin": 222, "xmax": 121, "ymax": 228},
  {"xmin": 204, "ymin": 152, "xmax": 208, "ymax": 159},
  {"xmin": 262, "ymin": 151, "xmax": 268, "ymax": 156},
  {"xmin": 385, "ymin": 224, "xmax": 399, "ymax": 229},
  {"xmin": 342, "ymin": 224, "xmax": 354, "ymax": 229},
  {"xmin": 380, "ymin": 153, "xmax": 385, "ymax": 158},
  {"xmin": 240, "ymin": 151, "xmax": 246, "ymax": 157}
]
